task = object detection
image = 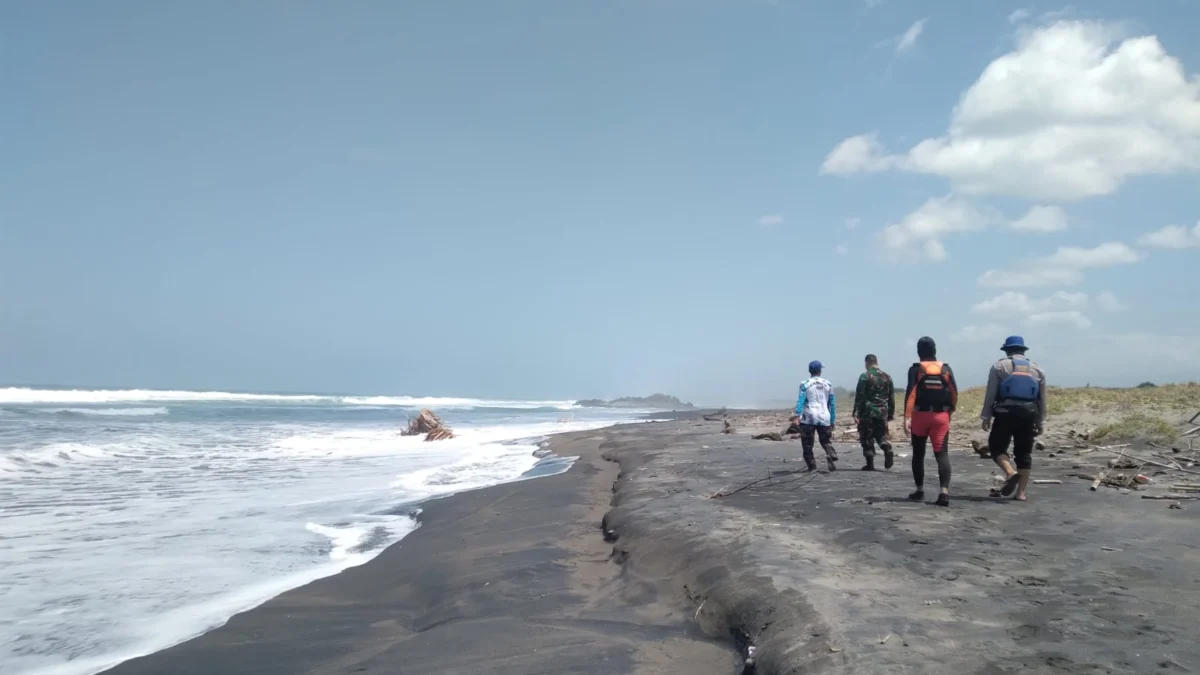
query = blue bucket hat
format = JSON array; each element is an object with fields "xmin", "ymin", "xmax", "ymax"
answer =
[
  {"xmin": 1001, "ymin": 335, "xmax": 1027, "ymax": 350},
  {"xmin": 808, "ymin": 360, "xmax": 823, "ymax": 372}
]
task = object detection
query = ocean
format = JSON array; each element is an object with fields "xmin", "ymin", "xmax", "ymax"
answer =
[{"xmin": 0, "ymin": 387, "xmax": 646, "ymax": 675}]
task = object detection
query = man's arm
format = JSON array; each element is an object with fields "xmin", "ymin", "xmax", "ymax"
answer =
[
  {"xmin": 886, "ymin": 373, "xmax": 896, "ymax": 421},
  {"xmin": 904, "ymin": 365, "xmax": 918, "ymax": 418},
  {"xmin": 1037, "ymin": 366, "xmax": 1048, "ymax": 424},
  {"xmin": 980, "ymin": 363, "xmax": 1002, "ymax": 420},
  {"xmin": 794, "ymin": 383, "xmax": 808, "ymax": 417},
  {"xmin": 944, "ymin": 364, "xmax": 959, "ymax": 414},
  {"xmin": 854, "ymin": 373, "xmax": 867, "ymax": 419}
]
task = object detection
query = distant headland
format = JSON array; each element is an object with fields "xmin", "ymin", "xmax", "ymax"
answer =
[{"xmin": 575, "ymin": 394, "xmax": 694, "ymax": 410}]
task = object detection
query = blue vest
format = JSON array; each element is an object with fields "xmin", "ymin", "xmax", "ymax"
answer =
[{"xmin": 999, "ymin": 357, "xmax": 1040, "ymax": 402}]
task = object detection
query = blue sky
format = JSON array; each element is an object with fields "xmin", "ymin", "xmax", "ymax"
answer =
[{"xmin": 2, "ymin": 1, "xmax": 1197, "ymax": 404}]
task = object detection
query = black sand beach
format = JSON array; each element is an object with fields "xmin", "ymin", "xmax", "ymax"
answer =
[{"xmin": 104, "ymin": 417, "xmax": 1200, "ymax": 674}]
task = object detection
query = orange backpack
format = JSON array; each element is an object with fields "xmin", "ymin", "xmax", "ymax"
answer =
[{"xmin": 914, "ymin": 361, "xmax": 953, "ymax": 408}]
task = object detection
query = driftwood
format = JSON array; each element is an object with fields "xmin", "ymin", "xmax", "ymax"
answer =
[
  {"xmin": 1091, "ymin": 469, "xmax": 1111, "ymax": 491},
  {"xmin": 402, "ymin": 409, "xmax": 455, "ymax": 442},
  {"xmin": 1142, "ymin": 495, "xmax": 1200, "ymax": 501},
  {"xmin": 1033, "ymin": 479, "xmax": 1062, "ymax": 485},
  {"xmin": 752, "ymin": 432, "xmax": 785, "ymax": 442}
]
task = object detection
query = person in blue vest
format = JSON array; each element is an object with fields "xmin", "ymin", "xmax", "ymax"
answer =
[
  {"xmin": 980, "ymin": 336, "xmax": 1047, "ymax": 502},
  {"xmin": 792, "ymin": 360, "xmax": 839, "ymax": 472}
]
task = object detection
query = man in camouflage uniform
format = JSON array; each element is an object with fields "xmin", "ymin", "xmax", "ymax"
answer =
[{"xmin": 853, "ymin": 353, "xmax": 895, "ymax": 471}]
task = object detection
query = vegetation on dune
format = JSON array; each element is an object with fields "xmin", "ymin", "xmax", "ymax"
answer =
[
  {"xmin": 1091, "ymin": 413, "xmax": 1180, "ymax": 443},
  {"xmin": 879, "ymin": 382, "xmax": 1200, "ymax": 418}
]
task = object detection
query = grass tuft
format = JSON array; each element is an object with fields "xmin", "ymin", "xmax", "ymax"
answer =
[{"xmin": 1091, "ymin": 413, "xmax": 1179, "ymax": 443}]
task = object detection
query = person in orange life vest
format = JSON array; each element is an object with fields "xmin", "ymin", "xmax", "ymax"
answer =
[
  {"xmin": 903, "ymin": 336, "xmax": 959, "ymax": 507},
  {"xmin": 981, "ymin": 335, "xmax": 1047, "ymax": 502}
]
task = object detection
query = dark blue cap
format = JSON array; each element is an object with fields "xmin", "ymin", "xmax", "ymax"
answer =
[
  {"xmin": 1001, "ymin": 335, "xmax": 1027, "ymax": 350},
  {"xmin": 808, "ymin": 360, "xmax": 823, "ymax": 372}
]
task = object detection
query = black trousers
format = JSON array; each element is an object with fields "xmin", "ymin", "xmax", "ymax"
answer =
[
  {"xmin": 857, "ymin": 417, "xmax": 893, "ymax": 459},
  {"xmin": 799, "ymin": 424, "xmax": 838, "ymax": 465},
  {"xmin": 989, "ymin": 413, "xmax": 1037, "ymax": 470}
]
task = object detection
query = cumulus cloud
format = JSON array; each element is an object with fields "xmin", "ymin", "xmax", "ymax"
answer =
[
  {"xmin": 979, "ymin": 242, "xmax": 1143, "ymax": 287},
  {"xmin": 1008, "ymin": 8, "xmax": 1032, "ymax": 24},
  {"xmin": 819, "ymin": 134, "xmax": 894, "ymax": 175},
  {"xmin": 834, "ymin": 244, "xmax": 849, "ymax": 255},
  {"xmin": 757, "ymin": 214, "xmax": 784, "ymax": 227},
  {"xmin": 878, "ymin": 197, "xmax": 1069, "ymax": 260},
  {"xmin": 1010, "ymin": 205, "xmax": 1069, "ymax": 233},
  {"xmin": 952, "ymin": 324, "xmax": 1006, "ymax": 343},
  {"xmin": 1094, "ymin": 291, "xmax": 1127, "ymax": 312},
  {"xmin": 1027, "ymin": 310, "xmax": 1092, "ymax": 329},
  {"xmin": 971, "ymin": 291, "xmax": 1088, "ymax": 316},
  {"xmin": 896, "ymin": 19, "xmax": 928, "ymax": 54},
  {"xmin": 878, "ymin": 195, "xmax": 996, "ymax": 261},
  {"xmin": 1138, "ymin": 220, "xmax": 1200, "ymax": 249},
  {"xmin": 820, "ymin": 20, "xmax": 1200, "ymax": 200}
]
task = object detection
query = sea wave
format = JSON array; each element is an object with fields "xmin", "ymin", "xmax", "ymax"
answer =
[
  {"xmin": 42, "ymin": 407, "xmax": 170, "ymax": 417},
  {"xmin": 0, "ymin": 387, "xmax": 577, "ymax": 410}
]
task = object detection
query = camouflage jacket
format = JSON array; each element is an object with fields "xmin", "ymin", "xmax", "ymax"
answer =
[{"xmin": 854, "ymin": 367, "xmax": 895, "ymax": 421}]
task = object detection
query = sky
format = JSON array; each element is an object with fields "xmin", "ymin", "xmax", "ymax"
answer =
[{"xmin": 2, "ymin": 0, "xmax": 1198, "ymax": 404}]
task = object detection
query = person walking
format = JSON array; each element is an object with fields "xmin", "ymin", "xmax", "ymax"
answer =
[
  {"xmin": 793, "ymin": 360, "xmax": 839, "ymax": 472},
  {"xmin": 903, "ymin": 337, "xmax": 958, "ymax": 507},
  {"xmin": 853, "ymin": 353, "xmax": 895, "ymax": 471},
  {"xmin": 981, "ymin": 336, "xmax": 1047, "ymax": 502}
]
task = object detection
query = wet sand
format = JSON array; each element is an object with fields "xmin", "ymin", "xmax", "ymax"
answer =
[
  {"xmin": 101, "ymin": 429, "xmax": 735, "ymax": 675},
  {"xmin": 103, "ymin": 416, "xmax": 1200, "ymax": 674}
]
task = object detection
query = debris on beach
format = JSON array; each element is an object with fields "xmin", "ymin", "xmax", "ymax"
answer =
[
  {"xmin": 723, "ymin": 419, "xmax": 735, "ymax": 434},
  {"xmin": 751, "ymin": 432, "xmax": 785, "ymax": 442},
  {"xmin": 402, "ymin": 409, "xmax": 455, "ymax": 441}
]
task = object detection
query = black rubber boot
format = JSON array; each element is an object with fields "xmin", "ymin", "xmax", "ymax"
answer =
[
  {"xmin": 934, "ymin": 493, "xmax": 950, "ymax": 507},
  {"xmin": 908, "ymin": 490, "xmax": 925, "ymax": 501},
  {"xmin": 806, "ymin": 462, "xmax": 818, "ymax": 472},
  {"xmin": 883, "ymin": 450, "xmax": 895, "ymax": 470},
  {"xmin": 861, "ymin": 459, "xmax": 876, "ymax": 471}
]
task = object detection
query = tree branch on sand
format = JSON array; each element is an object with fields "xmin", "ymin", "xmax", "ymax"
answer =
[{"xmin": 402, "ymin": 409, "xmax": 455, "ymax": 441}]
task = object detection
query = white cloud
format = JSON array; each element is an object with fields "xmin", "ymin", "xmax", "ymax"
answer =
[
  {"xmin": 834, "ymin": 244, "xmax": 849, "ymax": 255},
  {"xmin": 1008, "ymin": 8, "xmax": 1031, "ymax": 24},
  {"xmin": 1042, "ymin": 242, "xmax": 1143, "ymax": 268},
  {"xmin": 758, "ymin": 214, "xmax": 784, "ymax": 227},
  {"xmin": 978, "ymin": 268, "xmax": 1083, "ymax": 288},
  {"xmin": 878, "ymin": 195, "xmax": 996, "ymax": 261},
  {"xmin": 821, "ymin": 21, "xmax": 1200, "ymax": 200},
  {"xmin": 971, "ymin": 290, "xmax": 1088, "ymax": 316},
  {"xmin": 1027, "ymin": 310, "xmax": 1092, "ymax": 329},
  {"xmin": 864, "ymin": 0, "xmax": 884, "ymax": 9},
  {"xmin": 1138, "ymin": 220, "xmax": 1200, "ymax": 249},
  {"xmin": 978, "ymin": 241, "xmax": 1142, "ymax": 288},
  {"xmin": 1010, "ymin": 205, "xmax": 1069, "ymax": 233},
  {"xmin": 952, "ymin": 324, "xmax": 1006, "ymax": 343},
  {"xmin": 819, "ymin": 134, "xmax": 894, "ymax": 175},
  {"xmin": 845, "ymin": 217, "xmax": 860, "ymax": 230},
  {"xmin": 895, "ymin": 19, "xmax": 928, "ymax": 54},
  {"xmin": 1094, "ymin": 291, "xmax": 1127, "ymax": 312}
]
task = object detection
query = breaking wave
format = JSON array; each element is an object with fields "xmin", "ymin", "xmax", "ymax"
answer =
[{"xmin": 0, "ymin": 387, "xmax": 577, "ymax": 410}]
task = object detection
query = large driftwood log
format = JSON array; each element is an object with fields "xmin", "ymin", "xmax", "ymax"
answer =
[{"xmin": 402, "ymin": 409, "xmax": 455, "ymax": 441}]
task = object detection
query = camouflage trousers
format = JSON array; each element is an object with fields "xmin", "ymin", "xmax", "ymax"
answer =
[{"xmin": 857, "ymin": 417, "xmax": 893, "ymax": 459}]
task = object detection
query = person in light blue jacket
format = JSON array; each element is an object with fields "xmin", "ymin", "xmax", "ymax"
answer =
[{"xmin": 792, "ymin": 360, "xmax": 839, "ymax": 472}]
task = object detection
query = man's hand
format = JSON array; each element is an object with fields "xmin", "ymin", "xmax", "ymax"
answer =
[
  {"xmin": 852, "ymin": 416, "xmax": 859, "ymax": 426},
  {"xmin": 981, "ymin": 418, "xmax": 992, "ymax": 432},
  {"xmin": 1034, "ymin": 423, "xmax": 1043, "ymax": 437}
]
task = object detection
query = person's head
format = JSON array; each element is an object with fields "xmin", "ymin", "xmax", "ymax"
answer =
[
  {"xmin": 916, "ymin": 336, "xmax": 937, "ymax": 361},
  {"xmin": 1001, "ymin": 335, "xmax": 1028, "ymax": 356},
  {"xmin": 864, "ymin": 354, "xmax": 878, "ymax": 371},
  {"xmin": 808, "ymin": 359, "xmax": 823, "ymax": 376}
]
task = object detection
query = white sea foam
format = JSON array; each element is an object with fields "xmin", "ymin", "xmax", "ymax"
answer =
[
  {"xmin": 0, "ymin": 387, "xmax": 577, "ymax": 410},
  {"xmin": 0, "ymin": 396, "xmax": 636, "ymax": 675},
  {"xmin": 42, "ymin": 407, "xmax": 170, "ymax": 417}
]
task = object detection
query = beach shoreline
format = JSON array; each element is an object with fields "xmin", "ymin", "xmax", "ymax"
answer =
[{"xmin": 99, "ymin": 411, "xmax": 1200, "ymax": 674}]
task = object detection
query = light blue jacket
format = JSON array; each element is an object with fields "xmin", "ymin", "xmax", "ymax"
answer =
[{"xmin": 795, "ymin": 377, "xmax": 836, "ymax": 427}]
